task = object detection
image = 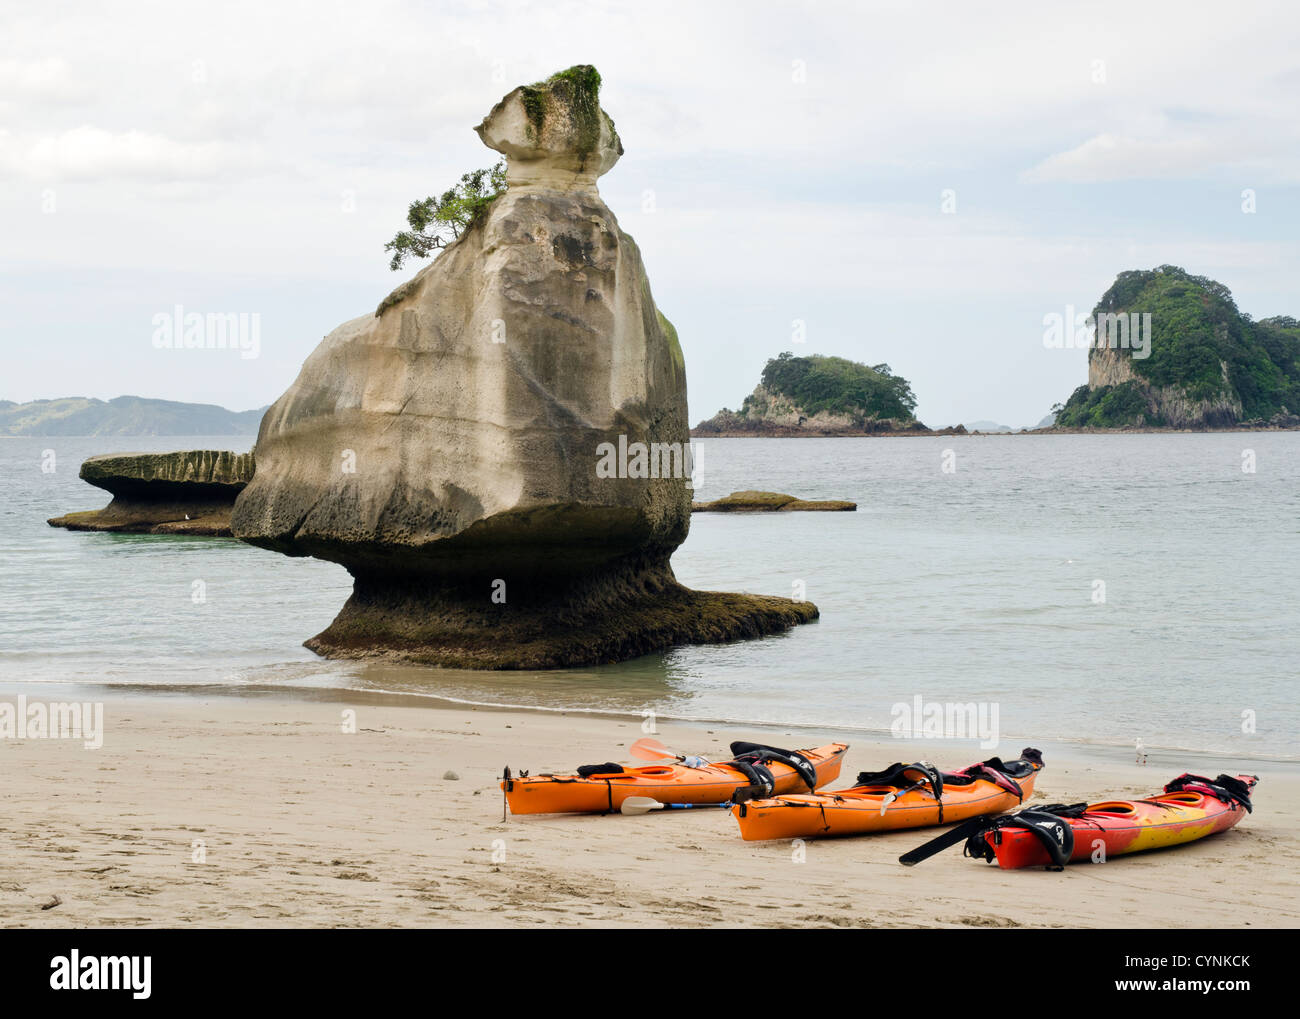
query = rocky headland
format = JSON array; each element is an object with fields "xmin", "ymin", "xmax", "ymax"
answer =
[{"xmin": 1052, "ymin": 265, "xmax": 1300, "ymax": 430}]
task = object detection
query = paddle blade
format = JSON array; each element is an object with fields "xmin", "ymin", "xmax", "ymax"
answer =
[
  {"xmin": 881, "ymin": 780, "xmax": 928, "ymax": 815},
  {"xmin": 629, "ymin": 737, "xmax": 676, "ymax": 761},
  {"xmin": 898, "ymin": 817, "xmax": 990, "ymax": 867},
  {"xmin": 620, "ymin": 796, "xmax": 666, "ymax": 815}
]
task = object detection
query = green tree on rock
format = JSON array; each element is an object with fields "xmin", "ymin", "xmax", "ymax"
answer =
[{"xmin": 384, "ymin": 161, "xmax": 507, "ymax": 271}]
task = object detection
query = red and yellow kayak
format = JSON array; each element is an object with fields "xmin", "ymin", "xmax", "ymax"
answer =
[
  {"xmin": 501, "ymin": 741, "xmax": 849, "ymax": 815},
  {"xmin": 902, "ymin": 772, "xmax": 1258, "ymax": 869},
  {"xmin": 731, "ymin": 748, "xmax": 1044, "ymax": 841}
]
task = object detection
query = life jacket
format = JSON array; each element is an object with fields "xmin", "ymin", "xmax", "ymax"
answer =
[
  {"xmin": 963, "ymin": 802, "xmax": 1090, "ymax": 870},
  {"xmin": 727, "ymin": 741, "xmax": 819, "ymax": 795},
  {"xmin": 1163, "ymin": 773, "xmax": 1255, "ymax": 813},
  {"xmin": 575, "ymin": 762, "xmax": 626, "ymax": 778}
]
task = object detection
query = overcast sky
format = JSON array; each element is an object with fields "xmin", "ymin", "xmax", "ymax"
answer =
[{"xmin": 3, "ymin": 0, "xmax": 1297, "ymax": 427}]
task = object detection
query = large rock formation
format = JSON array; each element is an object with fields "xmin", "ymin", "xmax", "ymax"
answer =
[
  {"xmin": 231, "ymin": 66, "xmax": 817, "ymax": 669},
  {"xmin": 48, "ymin": 451, "xmax": 254, "ymax": 536}
]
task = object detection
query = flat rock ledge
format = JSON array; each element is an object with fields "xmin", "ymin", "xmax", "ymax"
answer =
[
  {"xmin": 692, "ymin": 490, "xmax": 856, "ymax": 512},
  {"xmin": 48, "ymin": 451, "xmax": 254, "ymax": 537},
  {"xmin": 303, "ymin": 559, "xmax": 818, "ymax": 670}
]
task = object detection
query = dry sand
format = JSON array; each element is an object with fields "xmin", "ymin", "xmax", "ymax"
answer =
[{"xmin": 3, "ymin": 691, "xmax": 1297, "ymax": 929}]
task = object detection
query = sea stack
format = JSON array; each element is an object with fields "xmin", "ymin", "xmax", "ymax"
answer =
[{"xmin": 231, "ymin": 66, "xmax": 817, "ymax": 668}]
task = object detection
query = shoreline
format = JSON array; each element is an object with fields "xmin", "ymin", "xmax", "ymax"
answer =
[
  {"xmin": 8, "ymin": 679, "xmax": 1295, "ymax": 771},
  {"xmin": 4, "ymin": 689, "xmax": 1296, "ymax": 928}
]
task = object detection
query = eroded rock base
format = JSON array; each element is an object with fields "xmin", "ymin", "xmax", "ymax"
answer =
[{"xmin": 305, "ymin": 560, "xmax": 818, "ymax": 669}]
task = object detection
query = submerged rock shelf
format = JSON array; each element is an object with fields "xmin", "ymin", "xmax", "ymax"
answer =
[{"xmin": 692, "ymin": 490, "xmax": 856, "ymax": 512}]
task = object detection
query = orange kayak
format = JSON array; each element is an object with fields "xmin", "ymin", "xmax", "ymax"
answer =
[
  {"xmin": 501, "ymin": 741, "xmax": 849, "ymax": 815},
  {"xmin": 901, "ymin": 772, "xmax": 1258, "ymax": 869},
  {"xmin": 731, "ymin": 748, "xmax": 1044, "ymax": 841}
]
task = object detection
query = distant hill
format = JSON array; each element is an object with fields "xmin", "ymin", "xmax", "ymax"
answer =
[
  {"xmin": 1054, "ymin": 265, "xmax": 1300, "ymax": 429},
  {"xmin": 964, "ymin": 420, "xmax": 1014, "ymax": 433},
  {"xmin": 0, "ymin": 396, "xmax": 267, "ymax": 436}
]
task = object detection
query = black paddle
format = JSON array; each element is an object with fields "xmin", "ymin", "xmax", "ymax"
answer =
[{"xmin": 898, "ymin": 816, "xmax": 992, "ymax": 866}]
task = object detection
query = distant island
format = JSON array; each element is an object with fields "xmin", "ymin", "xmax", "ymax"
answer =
[
  {"xmin": 692, "ymin": 352, "xmax": 964, "ymax": 436},
  {"xmin": 0, "ymin": 396, "xmax": 267, "ymax": 436},
  {"xmin": 1053, "ymin": 265, "xmax": 1300, "ymax": 430}
]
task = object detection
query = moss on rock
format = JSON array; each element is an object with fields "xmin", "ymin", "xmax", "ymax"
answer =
[
  {"xmin": 656, "ymin": 308, "xmax": 685, "ymax": 374},
  {"xmin": 519, "ymin": 84, "xmax": 548, "ymax": 140},
  {"xmin": 544, "ymin": 65, "xmax": 603, "ymax": 159},
  {"xmin": 515, "ymin": 65, "xmax": 605, "ymax": 162}
]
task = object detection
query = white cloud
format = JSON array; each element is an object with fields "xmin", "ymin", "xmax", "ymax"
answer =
[
  {"xmin": 0, "ymin": 57, "xmax": 80, "ymax": 97},
  {"xmin": 0, "ymin": 125, "xmax": 250, "ymax": 180},
  {"xmin": 1023, "ymin": 133, "xmax": 1217, "ymax": 182}
]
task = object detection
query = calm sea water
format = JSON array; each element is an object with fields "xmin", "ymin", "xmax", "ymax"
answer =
[{"xmin": 1, "ymin": 433, "xmax": 1296, "ymax": 760}]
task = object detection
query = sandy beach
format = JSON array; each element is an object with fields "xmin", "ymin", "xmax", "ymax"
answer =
[{"xmin": 3, "ymin": 690, "xmax": 1296, "ymax": 929}]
